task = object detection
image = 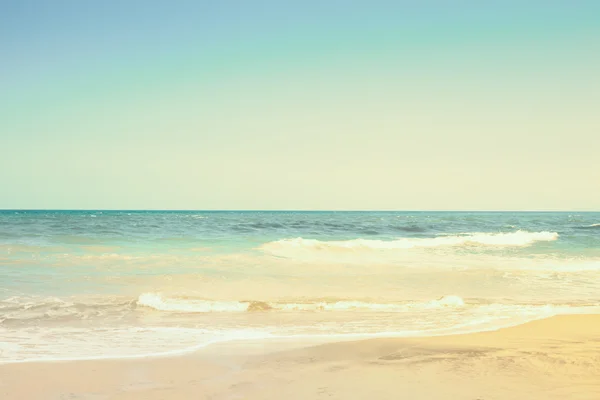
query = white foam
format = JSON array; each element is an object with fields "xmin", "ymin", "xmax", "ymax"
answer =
[
  {"xmin": 260, "ymin": 231, "xmax": 559, "ymax": 257},
  {"xmin": 429, "ymin": 295, "xmax": 465, "ymax": 307},
  {"xmin": 137, "ymin": 293, "xmax": 248, "ymax": 313},
  {"xmin": 136, "ymin": 293, "xmax": 466, "ymax": 313},
  {"xmin": 0, "ymin": 327, "xmax": 273, "ymax": 364},
  {"xmin": 4, "ymin": 303, "xmax": 599, "ymax": 364},
  {"xmin": 279, "ymin": 295, "xmax": 466, "ymax": 312}
]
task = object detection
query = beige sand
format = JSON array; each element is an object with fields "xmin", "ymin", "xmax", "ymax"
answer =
[{"xmin": 2, "ymin": 315, "xmax": 600, "ymax": 400}]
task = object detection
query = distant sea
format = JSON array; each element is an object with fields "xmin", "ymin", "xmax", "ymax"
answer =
[{"xmin": 1, "ymin": 210, "xmax": 599, "ymax": 363}]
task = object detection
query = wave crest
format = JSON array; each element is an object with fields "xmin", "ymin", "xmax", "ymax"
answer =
[
  {"xmin": 136, "ymin": 293, "xmax": 466, "ymax": 313},
  {"xmin": 260, "ymin": 230, "xmax": 558, "ymax": 256},
  {"xmin": 137, "ymin": 293, "xmax": 250, "ymax": 313},
  {"xmin": 578, "ymin": 223, "xmax": 600, "ymax": 229}
]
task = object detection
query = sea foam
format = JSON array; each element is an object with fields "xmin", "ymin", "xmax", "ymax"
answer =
[
  {"xmin": 136, "ymin": 293, "xmax": 466, "ymax": 313},
  {"xmin": 260, "ymin": 230, "xmax": 559, "ymax": 256},
  {"xmin": 137, "ymin": 293, "xmax": 249, "ymax": 313},
  {"xmin": 579, "ymin": 223, "xmax": 600, "ymax": 229}
]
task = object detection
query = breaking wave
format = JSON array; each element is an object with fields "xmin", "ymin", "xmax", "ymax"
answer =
[
  {"xmin": 260, "ymin": 230, "xmax": 559, "ymax": 256},
  {"xmin": 0, "ymin": 294, "xmax": 467, "ymax": 322},
  {"xmin": 137, "ymin": 293, "xmax": 258, "ymax": 313},
  {"xmin": 578, "ymin": 223, "xmax": 600, "ymax": 229},
  {"xmin": 137, "ymin": 293, "xmax": 466, "ymax": 313}
]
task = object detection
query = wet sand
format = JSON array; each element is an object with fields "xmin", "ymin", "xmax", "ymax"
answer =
[{"xmin": 2, "ymin": 314, "xmax": 600, "ymax": 400}]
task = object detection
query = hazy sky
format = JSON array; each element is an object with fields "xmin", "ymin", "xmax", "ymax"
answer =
[{"xmin": 1, "ymin": 1, "xmax": 599, "ymax": 210}]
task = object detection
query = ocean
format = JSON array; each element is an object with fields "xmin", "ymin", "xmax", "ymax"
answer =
[{"xmin": 1, "ymin": 210, "xmax": 599, "ymax": 363}]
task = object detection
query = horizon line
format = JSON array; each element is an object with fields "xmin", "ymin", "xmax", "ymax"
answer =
[{"xmin": 1, "ymin": 209, "xmax": 598, "ymax": 213}]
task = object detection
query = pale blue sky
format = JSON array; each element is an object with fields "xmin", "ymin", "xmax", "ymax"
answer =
[{"xmin": 1, "ymin": 1, "xmax": 599, "ymax": 210}]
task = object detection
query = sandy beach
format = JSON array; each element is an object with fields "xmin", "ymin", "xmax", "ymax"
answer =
[
  {"xmin": 2, "ymin": 314, "xmax": 599, "ymax": 400},
  {"xmin": 4, "ymin": 0, "xmax": 600, "ymax": 398}
]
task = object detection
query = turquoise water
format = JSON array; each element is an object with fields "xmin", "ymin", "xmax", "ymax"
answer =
[{"xmin": 1, "ymin": 211, "xmax": 600, "ymax": 362}]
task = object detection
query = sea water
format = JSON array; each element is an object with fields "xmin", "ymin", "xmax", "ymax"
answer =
[{"xmin": 1, "ymin": 211, "xmax": 599, "ymax": 362}]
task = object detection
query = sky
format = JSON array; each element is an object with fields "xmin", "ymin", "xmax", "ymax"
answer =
[{"xmin": 1, "ymin": 1, "xmax": 599, "ymax": 210}]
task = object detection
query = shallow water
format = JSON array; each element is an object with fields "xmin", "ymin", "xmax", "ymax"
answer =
[{"xmin": 1, "ymin": 210, "xmax": 599, "ymax": 362}]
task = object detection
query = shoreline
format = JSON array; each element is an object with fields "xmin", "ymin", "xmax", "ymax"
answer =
[
  {"xmin": 0, "ymin": 311, "xmax": 567, "ymax": 366},
  {"xmin": 2, "ymin": 314, "xmax": 600, "ymax": 399}
]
